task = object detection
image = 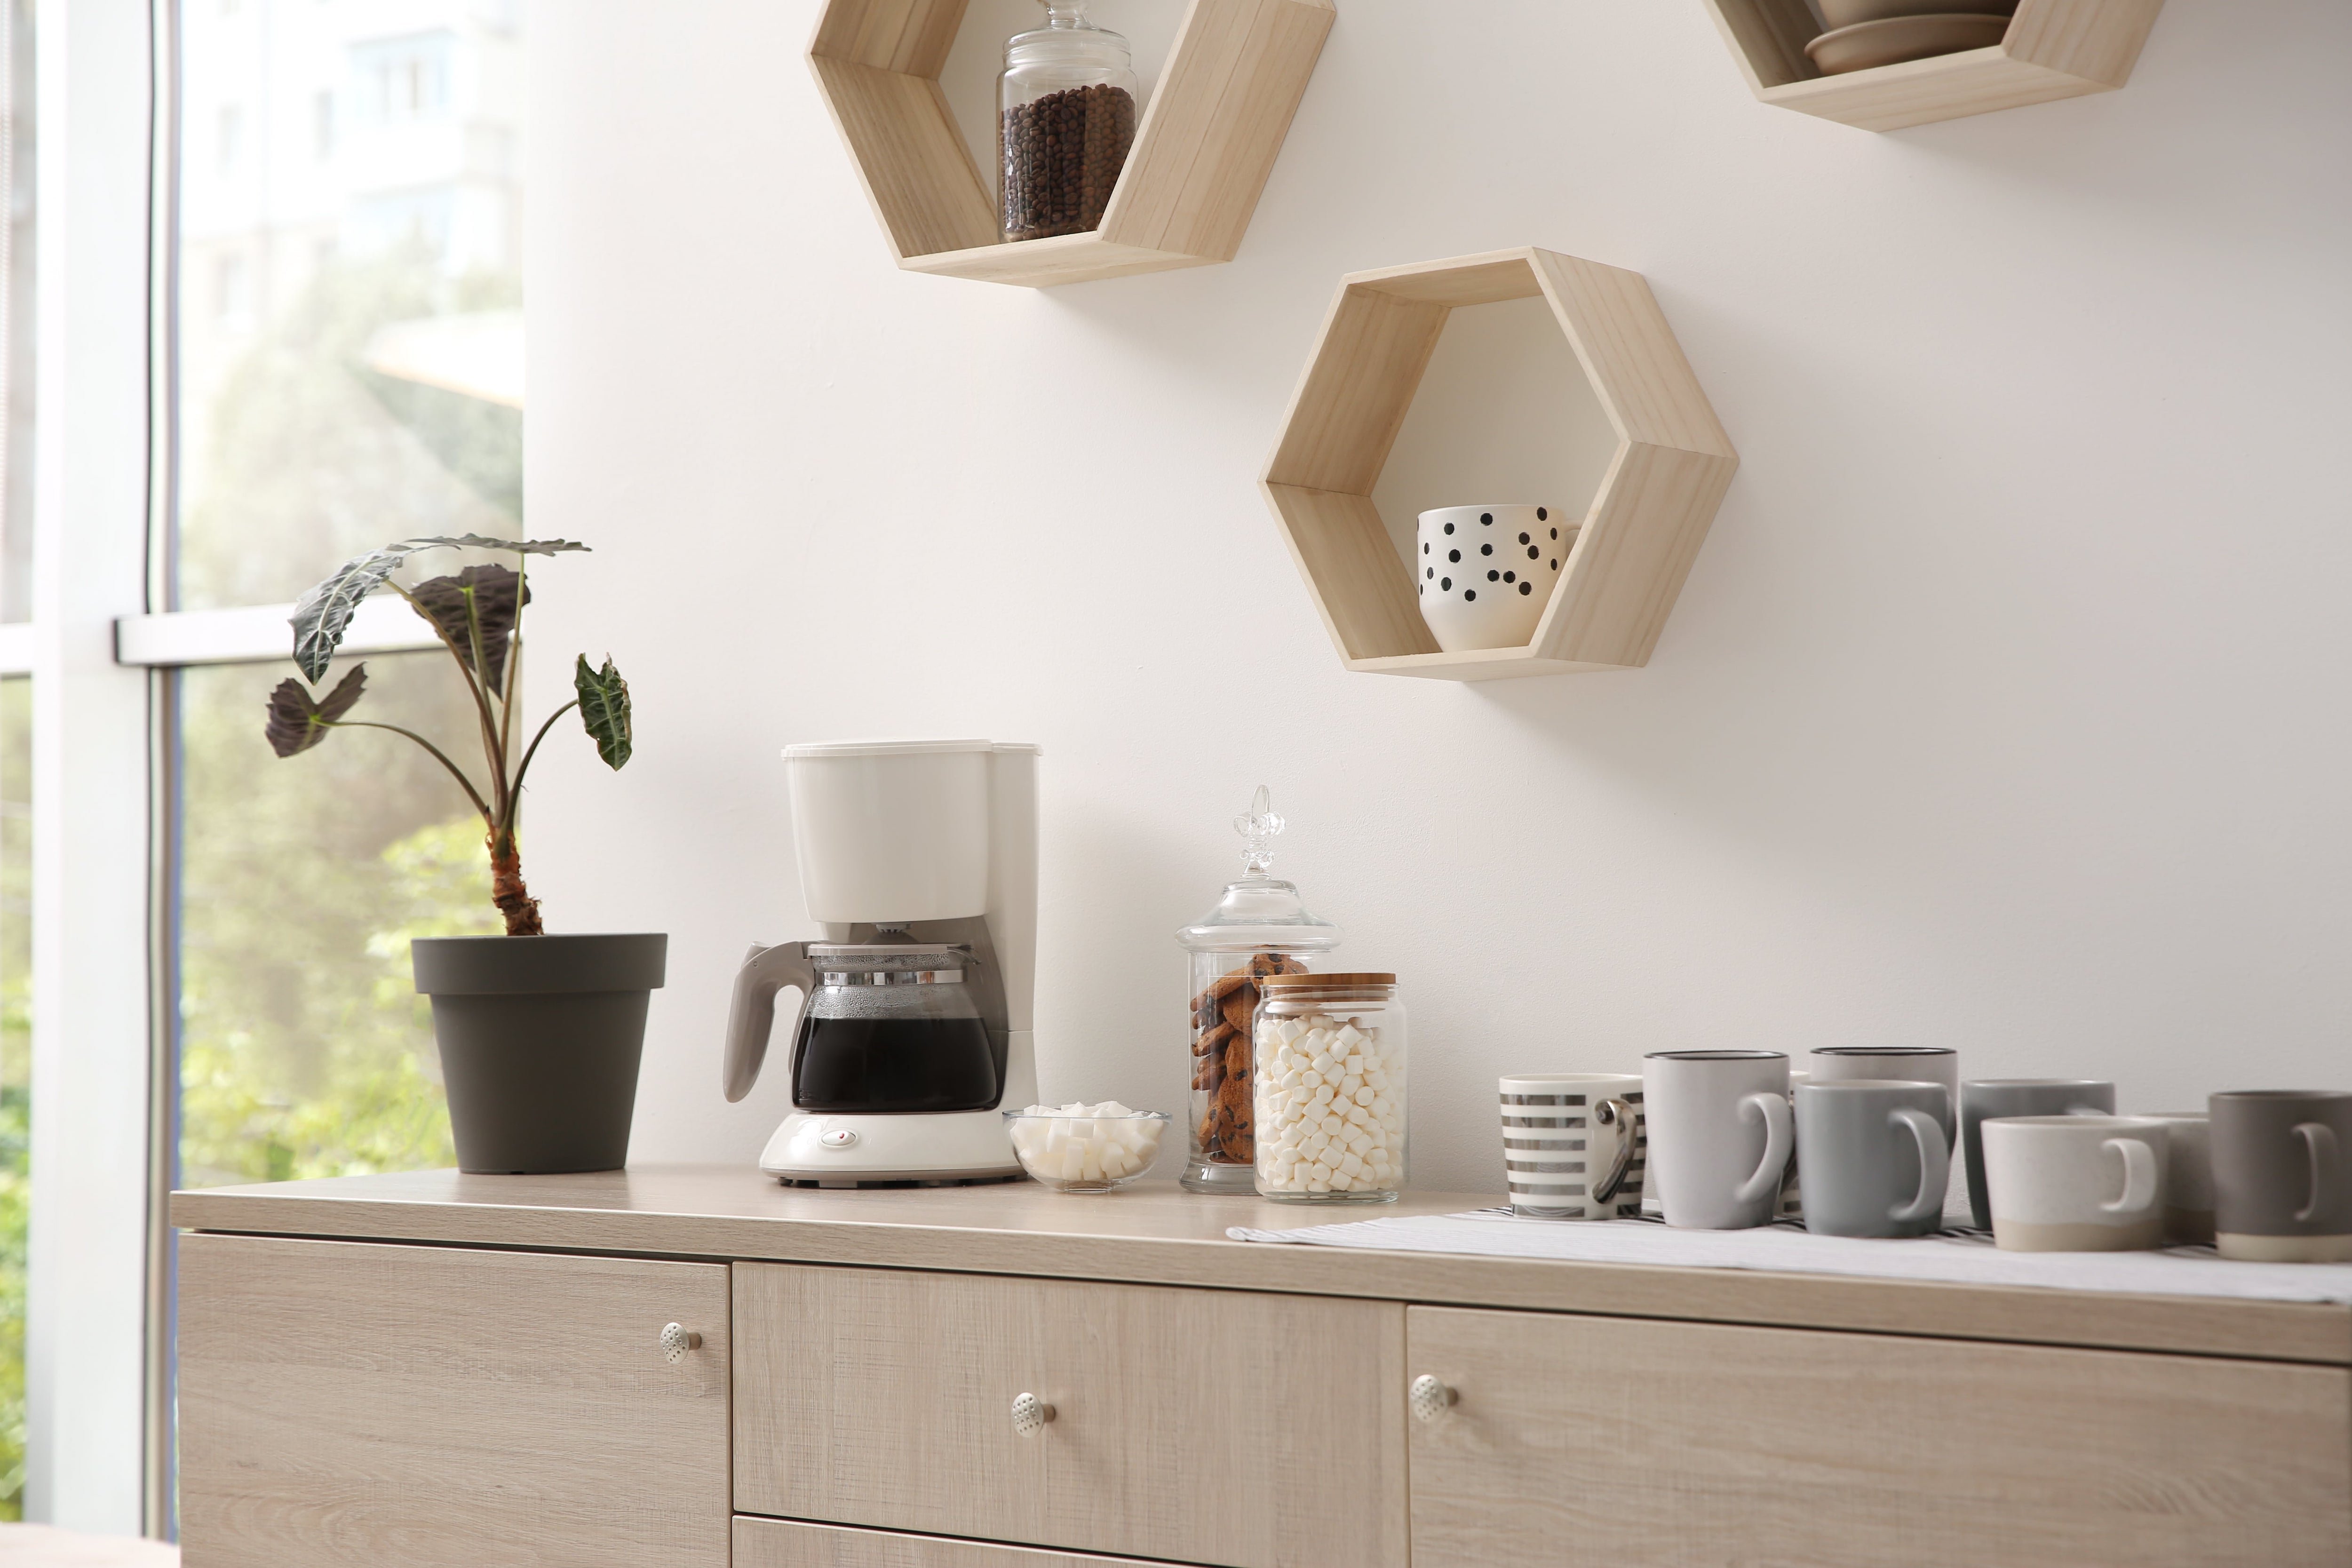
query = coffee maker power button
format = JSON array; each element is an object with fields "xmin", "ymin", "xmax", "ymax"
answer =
[{"xmin": 819, "ymin": 1129, "xmax": 859, "ymax": 1149}]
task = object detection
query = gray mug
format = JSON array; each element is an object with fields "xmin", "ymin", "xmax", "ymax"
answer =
[
  {"xmin": 1960, "ymin": 1079, "xmax": 2116, "ymax": 1231},
  {"xmin": 1795, "ymin": 1080, "xmax": 1951, "ymax": 1239},
  {"xmin": 2210, "ymin": 1090, "xmax": 2352, "ymax": 1263}
]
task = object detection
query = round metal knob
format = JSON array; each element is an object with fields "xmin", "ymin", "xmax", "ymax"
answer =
[
  {"xmin": 1409, "ymin": 1374, "xmax": 1457, "ymax": 1424},
  {"xmin": 660, "ymin": 1322, "xmax": 703, "ymax": 1365},
  {"xmin": 1010, "ymin": 1392, "xmax": 1056, "ymax": 1436}
]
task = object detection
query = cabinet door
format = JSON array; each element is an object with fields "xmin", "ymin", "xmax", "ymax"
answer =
[
  {"xmin": 1406, "ymin": 1305, "xmax": 2352, "ymax": 1568},
  {"xmin": 733, "ymin": 1263, "xmax": 1408, "ymax": 1568},
  {"xmin": 736, "ymin": 1516, "xmax": 1187, "ymax": 1567},
  {"xmin": 179, "ymin": 1233, "xmax": 731, "ymax": 1568}
]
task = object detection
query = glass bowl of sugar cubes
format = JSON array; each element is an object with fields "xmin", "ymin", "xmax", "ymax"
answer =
[{"xmin": 1004, "ymin": 1103, "xmax": 1171, "ymax": 1193}]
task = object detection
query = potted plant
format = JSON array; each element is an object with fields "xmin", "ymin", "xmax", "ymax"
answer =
[{"xmin": 266, "ymin": 533, "xmax": 662, "ymax": 1174}]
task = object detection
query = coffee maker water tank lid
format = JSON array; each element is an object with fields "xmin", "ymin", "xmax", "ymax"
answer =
[{"xmin": 783, "ymin": 738, "xmax": 1041, "ymax": 758}]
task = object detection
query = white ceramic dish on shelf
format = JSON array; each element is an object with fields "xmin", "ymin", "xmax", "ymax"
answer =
[
  {"xmin": 1814, "ymin": 0, "xmax": 2014, "ymax": 29},
  {"xmin": 1807, "ymin": 14, "xmax": 2013, "ymax": 75}
]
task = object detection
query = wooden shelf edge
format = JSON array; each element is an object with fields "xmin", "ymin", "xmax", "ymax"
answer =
[
  {"xmin": 1345, "ymin": 650, "xmax": 1629, "ymax": 682},
  {"xmin": 1714, "ymin": 0, "xmax": 2165, "ymax": 132},
  {"xmin": 1756, "ymin": 48, "xmax": 2114, "ymax": 132},
  {"xmin": 897, "ymin": 233, "xmax": 1216, "ymax": 287}
]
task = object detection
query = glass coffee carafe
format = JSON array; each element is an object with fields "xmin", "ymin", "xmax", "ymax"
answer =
[{"xmin": 789, "ymin": 943, "xmax": 1002, "ymax": 1114}]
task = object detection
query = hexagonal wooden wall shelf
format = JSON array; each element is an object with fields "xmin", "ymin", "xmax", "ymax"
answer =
[
  {"xmin": 1262, "ymin": 248, "xmax": 1738, "ymax": 682},
  {"xmin": 1700, "ymin": 0, "xmax": 2164, "ymax": 132},
  {"xmin": 808, "ymin": 0, "xmax": 1335, "ymax": 287}
]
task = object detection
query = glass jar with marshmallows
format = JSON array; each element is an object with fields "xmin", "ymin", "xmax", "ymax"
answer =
[{"xmin": 1251, "ymin": 973, "xmax": 1405, "ymax": 1203}]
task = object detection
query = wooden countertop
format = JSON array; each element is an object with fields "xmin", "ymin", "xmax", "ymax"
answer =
[{"xmin": 172, "ymin": 1167, "xmax": 2352, "ymax": 1368}]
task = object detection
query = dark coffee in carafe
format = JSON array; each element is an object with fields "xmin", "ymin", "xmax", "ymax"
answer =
[{"xmin": 791, "ymin": 1013, "xmax": 1001, "ymax": 1114}]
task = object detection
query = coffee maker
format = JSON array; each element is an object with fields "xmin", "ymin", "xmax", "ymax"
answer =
[{"xmin": 722, "ymin": 739, "xmax": 1037, "ymax": 1185}]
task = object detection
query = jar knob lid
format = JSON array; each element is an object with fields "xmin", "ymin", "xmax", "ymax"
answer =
[{"xmin": 1235, "ymin": 785, "xmax": 1285, "ymax": 876}]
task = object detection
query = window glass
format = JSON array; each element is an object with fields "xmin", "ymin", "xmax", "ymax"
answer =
[
  {"xmin": 0, "ymin": 677, "xmax": 26, "ymax": 1520},
  {"xmin": 174, "ymin": 0, "xmax": 523, "ymax": 611},
  {"xmin": 176, "ymin": 654, "xmax": 490, "ymax": 1188}
]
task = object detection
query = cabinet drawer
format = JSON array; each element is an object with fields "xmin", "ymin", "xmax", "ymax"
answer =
[
  {"xmin": 1406, "ymin": 1305, "xmax": 2352, "ymax": 1568},
  {"xmin": 179, "ymin": 1234, "xmax": 731, "ymax": 1568},
  {"xmin": 733, "ymin": 1263, "xmax": 1406, "ymax": 1568},
  {"xmin": 736, "ymin": 1517, "xmax": 1189, "ymax": 1567}
]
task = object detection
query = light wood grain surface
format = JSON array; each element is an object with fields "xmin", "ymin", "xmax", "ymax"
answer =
[
  {"xmin": 1406, "ymin": 1304, "xmax": 2352, "ymax": 1567},
  {"xmin": 735, "ymin": 1263, "xmax": 1407, "ymax": 1568},
  {"xmin": 807, "ymin": 0, "xmax": 1331, "ymax": 286},
  {"xmin": 172, "ymin": 1169, "xmax": 2352, "ymax": 1366},
  {"xmin": 1261, "ymin": 247, "xmax": 1739, "ymax": 679},
  {"xmin": 1701, "ymin": 0, "xmax": 2165, "ymax": 132},
  {"xmin": 736, "ymin": 1519, "xmax": 1187, "ymax": 1568},
  {"xmin": 177, "ymin": 1234, "xmax": 731, "ymax": 1568}
]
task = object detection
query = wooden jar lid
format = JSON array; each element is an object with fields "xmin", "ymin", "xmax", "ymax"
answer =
[{"xmin": 1260, "ymin": 971, "xmax": 1396, "ymax": 990}]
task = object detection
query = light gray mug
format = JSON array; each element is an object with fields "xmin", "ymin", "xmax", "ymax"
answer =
[
  {"xmin": 1795, "ymin": 1080, "xmax": 1952, "ymax": 1239},
  {"xmin": 1642, "ymin": 1050, "xmax": 1792, "ymax": 1231},
  {"xmin": 1960, "ymin": 1079, "xmax": 2116, "ymax": 1230}
]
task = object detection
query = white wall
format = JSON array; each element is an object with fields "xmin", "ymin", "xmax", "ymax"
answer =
[{"xmin": 521, "ymin": 0, "xmax": 2352, "ymax": 1196}]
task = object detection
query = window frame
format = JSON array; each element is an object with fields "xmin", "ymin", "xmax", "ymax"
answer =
[{"xmin": 11, "ymin": 0, "xmax": 444, "ymax": 1534}]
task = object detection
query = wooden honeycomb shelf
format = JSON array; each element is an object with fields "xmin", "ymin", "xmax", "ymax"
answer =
[
  {"xmin": 808, "ymin": 0, "xmax": 1335, "ymax": 287},
  {"xmin": 1701, "ymin": 0, "xmax": 2165, "ymax": 132},
  {"xmin": 1262, "ymin": 248, "xmax": 1739, "ymax": 683}
]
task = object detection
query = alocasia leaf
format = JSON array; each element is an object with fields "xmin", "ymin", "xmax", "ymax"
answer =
[
  {"xmin": 574, "ymin": 655, "xmax": 632, "ymax": 770},
  {"xmin": 407, "ymin": 565, "xmax": 531, "ymax": 696},
  {"xmin": 289, "ymin": 549, "xmax": 411, "ymax": 681},
  {"xmin": 402, "ymin": 534, "xmax": 591, "ymax": 557},
  {"xmin": 288, "ymin": 538, "xmax": 588, "ymax": 677},
  {"xmin": 263, "ymin": 665, "xmax": 368, "ymax": 757}
]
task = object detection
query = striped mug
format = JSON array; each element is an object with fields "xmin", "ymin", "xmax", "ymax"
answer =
[{"xmin": 1500, "ymin": 1074, "xmax": 1647, "ymax": 1220}]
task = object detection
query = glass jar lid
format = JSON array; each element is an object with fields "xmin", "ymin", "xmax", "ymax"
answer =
[
  {"xmin": 1006, "ymin": 1, "xmax": 1132, "ymax": 72},
  {"xmin": 1176, "ymin": 786, "xmax": 1342, "ymax": 953}
]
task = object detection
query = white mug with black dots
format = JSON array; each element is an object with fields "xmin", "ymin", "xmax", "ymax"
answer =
[{"xmin": 1415, "ymin": 504, "xmax": 1574, "ymax": 653}]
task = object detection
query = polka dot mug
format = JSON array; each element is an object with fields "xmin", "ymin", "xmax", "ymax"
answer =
[{"xmin": 1414, "ymin": 504, "xmax": 1571, "ymax": 653}]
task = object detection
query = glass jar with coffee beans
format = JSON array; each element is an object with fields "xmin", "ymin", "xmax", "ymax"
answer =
[
  {"xmin": 999, "ymin": 0, "xmax": 1139, "ymax": 244},
  {"xmin": 1175, "ymin": 788, "xmax": 1341, "ymax": 1193}
]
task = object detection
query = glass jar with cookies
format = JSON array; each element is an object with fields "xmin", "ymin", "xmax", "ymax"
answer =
[{"xmin": 1175, "ymin": 788, "xmax": 1341, "ymax": 1193}]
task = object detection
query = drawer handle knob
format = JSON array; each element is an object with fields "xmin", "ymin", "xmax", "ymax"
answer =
[
  {"xmin": 1409, "ymin": 1375, "xmax": 1457, "ymax": 1424},
  {"xmin": 660, "ymin": 1322, "xmax": 703, "ymax": 1365},
  {"xmin": 1011, "ymin": 1392, "xmax": 1056, "ymax": 1436}
]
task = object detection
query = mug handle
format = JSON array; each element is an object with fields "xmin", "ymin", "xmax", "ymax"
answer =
[
  {"xmin": 1888, "ymin": 1107, "xmax": 1949, "ymax": 1226},
  {"xmin": 1732, "ymin": 1092, "xmax": 1794, "ymax": 1206},
  {"xmin": 1591, "ymin": 1098, "xmax": 1637, "ymax": 1205},
  {"xmin": 2294, "ymin": 1123, "xmax": 2341, "ymax": 1225},
  {"xmin": 2098, "ymin": 1137, "xmax": 2159, "ymax": 1217}
]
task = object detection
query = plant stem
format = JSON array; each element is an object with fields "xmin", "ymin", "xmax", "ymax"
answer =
[
  {"xmin": 385, "ymin": 577, "xmax": 508, "ymax": 832},
  {"xmin": 325, "ymin": 720, "xmax": 493, "ymax": 821},
  {"xmin": 489, "ymin": 833, "xmax": 543, "ymax": 936},
  {"xmin": 507, "ymin": 698, "xmax": 581, "ymax": 813}
]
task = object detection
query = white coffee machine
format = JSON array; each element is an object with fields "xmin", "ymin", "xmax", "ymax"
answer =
[{"xmin": 722, "ymin": 739, "xmax": 1037, "ymax": 1185}]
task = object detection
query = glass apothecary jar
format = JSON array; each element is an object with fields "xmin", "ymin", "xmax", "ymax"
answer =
[
  {"xmin": 999, "ymin": 0, "xmax": 1139, "ymax": 243},
  {"xmin": 1252, "ymin": 974, "xmax": 1405, "ymax": 1202},
  {"xmin": 1176, "ymin": 788, "xmax": 1340, "ymax": 1193}
]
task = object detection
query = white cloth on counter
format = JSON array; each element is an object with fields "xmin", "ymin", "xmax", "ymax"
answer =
[{"xmin": 1226, "ymin": 1209, "xmax": 2352, "ymax": 1305}]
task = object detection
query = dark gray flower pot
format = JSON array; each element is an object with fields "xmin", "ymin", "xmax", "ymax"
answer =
[{"xmin": 411, "ymin": 933, "xmax": 667, "ymax": 1174}]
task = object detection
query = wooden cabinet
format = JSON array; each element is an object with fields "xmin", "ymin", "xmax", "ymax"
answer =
[
  {"xmin": 1404, "ymin": 1305, "xmax": 2352, "ymax": 1568},
  {"xmin": 733, "ymin": 1262, "xmax": 1409, "ymax": 1568},
  {"xmin": 177, "ymin": 1234, "xmax": 731, "ymax": 1568},
  {"xmin": 736, "ymin": 1517, "xmax": 1188, "ymax": 1567},
  {"xmin": 172, "ymin": 1173, "xmax": 2352, "ymax": 1568}
]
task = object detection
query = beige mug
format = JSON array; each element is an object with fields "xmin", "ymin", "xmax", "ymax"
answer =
[{"xmin": 1982, "ymin": 1115, "xmax": 2169, "ymax": 1253}]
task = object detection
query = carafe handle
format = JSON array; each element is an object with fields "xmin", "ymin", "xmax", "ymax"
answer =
[{"xmin": 723, "ymin": 942, "xmax": 819, "ymax": 1103}]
